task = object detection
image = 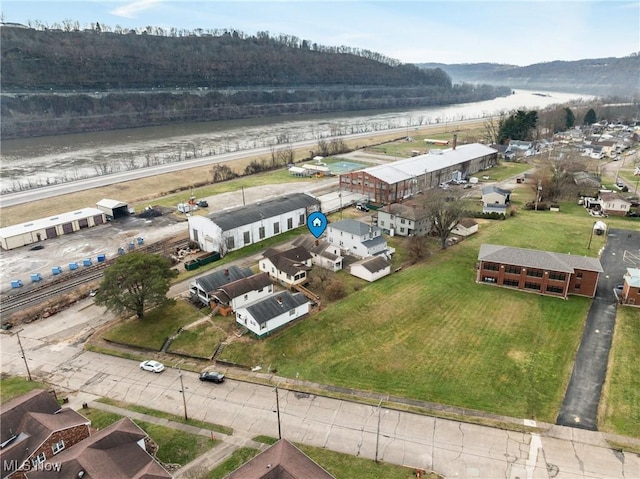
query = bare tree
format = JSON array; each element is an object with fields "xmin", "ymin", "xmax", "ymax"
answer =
[
  {"xmin": 406, "ymin": 235, "xmax": 430, "ymax": 263},
  {"xmin": 420, "ymin": 189, "xmax": 469, "ymax": 249}
]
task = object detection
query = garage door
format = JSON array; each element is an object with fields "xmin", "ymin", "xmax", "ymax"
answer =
[
  {"xmin": 46, "ymin": 227, "xmax": 57, "ymax": 239},
  {"xmin": 62, "ymin": 223, "xmax": 73, "ymax": 234}
]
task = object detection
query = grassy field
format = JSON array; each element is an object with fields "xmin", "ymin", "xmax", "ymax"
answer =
[
  {"xmin": 219, "ymin": 205, "xmax": 613, "ymax": 422},
  {"xmin": 0, "ymin": 376, "xmax": 50, "ymax": 404},
  {"xmin": 599, "ymin": 307, "xmax": 640, "ymax": 438},
  {"xmin": 104, "ymin": 300, "xmax": 206, "ymax": 350}
]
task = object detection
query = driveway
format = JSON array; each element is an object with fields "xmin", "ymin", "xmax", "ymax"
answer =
[{"xmin": 556, "ymin": 227, "xmax": 640, "ymax": 430}]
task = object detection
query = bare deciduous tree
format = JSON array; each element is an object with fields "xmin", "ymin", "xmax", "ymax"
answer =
[{"xmin": 420, "ymin": 189, "xmax": 469, "ymax": 249}]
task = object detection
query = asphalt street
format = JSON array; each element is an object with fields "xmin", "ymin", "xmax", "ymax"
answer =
[
  {"xmin": 1, "ymin": 300, "xmax": 639, "ymax": 479},
  {"xmin": 557, "ymin": 228, "xmax": 640, "ymax": 430}
]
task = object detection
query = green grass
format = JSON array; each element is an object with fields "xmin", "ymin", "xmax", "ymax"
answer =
[
  {"xmin": 104, "ymin": 300, "xmax": 207, "ymax": 350},
  {"xmin": 96, "ymin": 397, "xmax": 234, "ymax": 435},
  {"xmin": 219, "ymin": 204, "xmax": 606, "ymax": 422},
  {"xmin": 0, "ymin": 376, "xmax": 50, "ymax": 404},
  {"xmin": 298, "ymin": 444, "xmax": 441, "ymax": 479},
  {"xmin": 168, "ymin": 321, "xmax": 227, "ymax": 358},
  {"xmin": 80, "ymin": 408, "xmax": 216, "ymax": 465},
  {"xmin": 207, "ymin": 447, "xmax": 261, "ymax": 479},
  {"xmin": 600, "ymin": 307, "xmax": 640, "ymax": 438},
  {"xmin": 252, "ymin": 435, "xmax": 279, "ymax": 445}
]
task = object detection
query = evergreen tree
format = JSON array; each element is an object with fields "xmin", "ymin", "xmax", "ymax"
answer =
[
  {"xmin": 565, "ymin": 108, "xmax": 575, "ymax": 129},
  {"xmin": 583, "ymin": 108, "xmax": 597, "ymax": 125}
]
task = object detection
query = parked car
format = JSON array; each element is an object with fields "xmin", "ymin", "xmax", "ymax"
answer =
[
  {"xmin": 199, "ymin": 371, "xmax": 225, "ymax": 383},
  {"xmin": 140, "ymin": 360, "xmax": 165, "ymax": 373},
  {"xmin": 356, "ymin": 203, "xmax": 370, "ymax": 212},
  {"xmin": 197, "ymin": 200, "xmax": 209, "ymax": 207}
]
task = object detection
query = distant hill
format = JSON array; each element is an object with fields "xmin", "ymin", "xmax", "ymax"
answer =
[
  {"xmin": 0, "ymin": 25, "xmax": 511, "ymax": 138},
  {"xmin": 419, "ymin": 57, "xmax": 640, "ymax": 98}
]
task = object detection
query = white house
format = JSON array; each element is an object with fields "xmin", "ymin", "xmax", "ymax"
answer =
[
  {"xmin": 326, "ymin": 219, "xmax": 389, "ymax": 259},
  {"xmin": 189, "ymin": 265, "xmax": 254, "ymax": 306},
  {"xmin": 350, "ymin": 256, "xmax": 391, "ymax": 282},
  {"xmin": 377, "ymin": 202, "xmax": 431, "ymax": 237},
  {"xmin": 260, "ymin": 246, "xmax": 313, "ymax": 287},
  {"xmin": 599, "ymin": 191, "xmax": 631, "ymax": 216},
  {"xmin": 292, "ymin": 236, "xmax": 343, "ymax": 271},
  {"xmin": 188, "ymin": 193, "xmax": 320, "ymax": 253},
  {"xmin": 235, "ymin": 291, "xmax": 310, "ymax": 337},
  {"xmin": 481, "ymin": 185, "xmax": 511, "ymax": 214},
  {"xmin": 210, "ymin": 272, "xmax": 274, "ymax": 312},
  {"xmin": 451, "ymin": 218, "xmax": 478, "ymax": 237}
]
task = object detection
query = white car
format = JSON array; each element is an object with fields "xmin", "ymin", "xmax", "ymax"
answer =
[{"xmin": 140, "ymin": 360, "xmax": 165, "ymax": 373}]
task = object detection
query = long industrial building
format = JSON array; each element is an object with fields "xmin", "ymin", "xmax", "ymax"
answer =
[{"xmin": 339, "ymin": 143, "xmax": 498, "ymax": 205}]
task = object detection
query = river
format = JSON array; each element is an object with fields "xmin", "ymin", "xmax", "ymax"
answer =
[{"xmin": 0, "ymin": 90, "xmax": 592, "ymax": 194}]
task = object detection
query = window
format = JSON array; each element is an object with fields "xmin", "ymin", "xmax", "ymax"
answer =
[
  {"xmin": 503, "ymin": 279, "xmax": 519, "ymax": 287},
  {"xmin": 243, "ymin": 231, "xmax": 250, "ymax": 244},
  {"xmin": 574, "ymin": 284, "xmax": 581, "ymax": 290},
  {"xmin": 192, "ymin": 229, "xmax": 199, "ymax": 242},
  {"xmin": 52, "ymin": 439, "xmax": 65, "ymax": 455},
  {"xmin": 299, "ymin": 214, "xmax": 305, "ymax": 226},
  {"xmin": 549, "ymin": 272, "xmax": 566, "ymax": 281},
  {"xmin": 289, "ymin": 309, "xmax": 296, "ymax": 316},
  {"xmin": 259, "ymin": 226, "xmax": 265, "ymax": 239},
  {"xmin": 524, "ymin": 282, "xmax": 541, "ymax": 291},
  {"xmin": 505, "ymin": 265, "xmax": 521, "ymax": 274},
  {"xmin": 526, "ymin": 269, "xmax": 543, "ymax": 278},
  {"xmin": 483, "ymin": 263, "xmax": 499, "ymax": 272},
  {"xmin": 33, "ymin": 452, "xmax": 46, "ymax": 467},
  {"xmin": 380, "ymin": 221, "xmax": 385, "ymax": 226},
  {"xmin": 226, "ymin": 236, "xmax": 235, "ymax": 250},
  {"xmin": 400, "ymin": 219, "xmax": 406, "ymax": 224},
  {"xmin": 244, "ymin": 294, "xmax": 248, "ymax": 300},
  {"xmin": 546, "ymin": 285, "xmax": 564, "ymax": 294},
  {"xmin": 287, "ymin": 218, "xmax": 293, "ymax": 230},
  {"xmin": 576, "ymin": 272, "xmax": 583, "ymax": 279},
  {"xmin": 273, "ymin": 222, "xmax": 280, "ymax": 234}
]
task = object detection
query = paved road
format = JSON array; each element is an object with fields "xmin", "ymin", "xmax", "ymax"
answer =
[
  {"xmin": 557, "ymin": 228, "xmax": 640, "ymax": 430},
  {"xmin": 1, "ymin": 301, "xmax": 638, "ymax": 479}
]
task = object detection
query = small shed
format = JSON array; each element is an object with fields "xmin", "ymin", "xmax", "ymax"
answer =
[
  {"xmin": 593, "ymin": 221, "xmax": 607, "ymax": 235},
  {"xmin": 350, "ymin": 256, "xmax": 391, "ymax": 282},
  {"xmin": 96, "ymin": 199, "xmax": 130, "ymax": 219}
]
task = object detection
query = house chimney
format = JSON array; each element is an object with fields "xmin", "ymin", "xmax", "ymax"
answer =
[
  {"xmin": 315, "ymin": 239, "xmax": 319, "ymax": 246},
  {"xmin": 453, "ymin": 134, "xmax": 457, "ymax": 150},
  {"xmin": 224, "ymin": 269, "xmax": 229, "ymax": 276},
  {"xmin": 276, "ymin": 296, "xmax": 283, "ymax": 306}
]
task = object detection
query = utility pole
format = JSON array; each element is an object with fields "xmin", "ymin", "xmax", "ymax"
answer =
[
  {"xmin": 178, "ymin": 369, "xmax": 188, "ymax": 420},
  {"xmin": 15, "ymin": 330, "xmax": 32, "ymax": 381},
  {"xmin": 375, "ymin": 398, "xmax": 383, "ymax": 463},
  {"xmin": 275, "ymin": 385, "xmax": 282, "ymax": 439},
  {"xmin": 587, "ymin": 221, "xmax": 595, "ymax": 249}
]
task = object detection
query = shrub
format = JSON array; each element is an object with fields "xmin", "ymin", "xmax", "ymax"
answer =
[{"xmin": 325, "ymin": 280, "xmax": 347, "ymax": 301}]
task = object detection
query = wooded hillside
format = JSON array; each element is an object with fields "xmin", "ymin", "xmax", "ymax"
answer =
[{"xmin": 0, "ymin": 25, "xmax": 510, "ymax": 138}]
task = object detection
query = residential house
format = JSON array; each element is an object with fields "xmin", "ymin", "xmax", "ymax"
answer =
[
  {"xmin": 189, "ymin": 265, "xmax": 254, "ymax": 306},
  {"xmin": 338, "ymin": 143, "xmax": 498, "ymax": 205},
  {"xmin": 188, "ymin": 193, "xmax": 320, "ymax": 253},
  {"xmin": 506, "ymin": 140, "xmax": 537, "ymax": 157},
  {"xmin": 326, "ymin": 219, "xmax": 390, "ymax": 259},
  {"xmin": 573, "ymin": 171, "xmax": 601, "ymax": 189},
  {"xmin": 477, "ymin": 244, "xmax": 603, "ymax": 299},
  {"xmin": 592, "ymin": 140, "xmax": 617, "ymax": 157},
  {"xmin": 27, "ymin": 417, "xmax": 172, "ymax": 479},
  {"xmin": 376, "ymin": 202, "xmax": 431, "ymax": 236},
  {"xmin": 235, "ymin": 291, "xmax": 309, "ymax": 337},
  {"xmin": 291, "ymin": 236, "xmax": 343, "ymax": 272},
  {"xmin": 481, "ymin": 186, "xmax": 511, "ymax": 214},
  {"xmin": 350, "ymin": 256, "xmax": 391, "ymax": 282},
  {"xmin": 0, "ymin": 390, "xmax": 91, "ymax": 479},
  {"xmin": 619, "ymin": 268, "xmax": 640, "ymax": 306},
  {"xmin": 209, "ymin": 272, "xmax": 274, "ymax": 315},
  {"xmin": 598, "ymin": 191, "xmax": 631, "ymax": 216},
  {"xmin": 451, "ymin": 218, "xmax": 478, "ymax": 237},
  {"xmin": 225, "ymin": 438, "xmax": 335, "ymax": 478},
  {"xmin": 260, "ymin": 246, "xmax": 313, "ymax": 287}
]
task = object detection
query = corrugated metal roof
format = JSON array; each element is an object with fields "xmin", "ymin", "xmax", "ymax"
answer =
[
  {"xmin": 207, "ymin": 193, "xmax": 319, "ymax": 231},
  {"xmin": 358, "ymin": 143, "xmax": 497, "ymax": 184},
  {"xmin": 478, "ymin": 244, "xmax": 603, "ymax": 273},
  {"xmin": 195, "ymin": 265, "xmax": 254, "ymax": 293},
  {"xmin": 245, "ymin": 292, "xmax": 309, "ymax": 324},
  {"xmin": 0, "ymin": 208, "xmax": 105, "ymax": 238},
  {"xmin": 329, "ymin": 219, "xmax": 379, "ymax": 236}
]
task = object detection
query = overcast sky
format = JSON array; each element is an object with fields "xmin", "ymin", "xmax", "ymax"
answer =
[{"xmin": 2, "ymin": 0, "xmax": 638, "ymax": 66}]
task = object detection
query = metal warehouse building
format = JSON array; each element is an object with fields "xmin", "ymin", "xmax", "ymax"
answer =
[
  {"xmin": 188, "ymin": 193, "xmax": 320, "ymax": 254},
  {"xmin": 339, "ymin": 143, "xmax": 498, "ymax": 205},
  {"xmin": 0, "ymin": 208, "xmax": 107, "ymax": 250}
]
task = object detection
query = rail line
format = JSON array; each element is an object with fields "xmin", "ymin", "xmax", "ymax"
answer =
[{"xmin": 1, "ymin": 237, "xmax": 189, "ymax": 316}]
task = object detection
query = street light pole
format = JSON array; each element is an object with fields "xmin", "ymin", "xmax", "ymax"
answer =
[
  {"xmin": 178, "ymin": 369, "xmax": 188, "ymax": 420},
  {"xmin": 275, "ymin": 385, "xmax": 282, "ymax": 439},
  {"xmin": 15, "ymin": 330, "xmax": 32, "ymax": 381}
]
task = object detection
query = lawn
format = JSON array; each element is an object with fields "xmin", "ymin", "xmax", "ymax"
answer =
[
  {"xmin": 168, "ymin": 320, "xmax": 229, "ymax": 358},
  {"xmin": 0, "ymin": 376, "xmax": 50, "ymax": 404},
  {"xmin": 599, "ymin": 307, "xmax": 640, "ymax": 438},
  {"xmin": 220, "ymin": 205, "xmax": 607, "ymax": 422},
  {"xmin": 80, "ymin": 407, "xmax": 216, "ymax": 465},
  {"xmin": 104, "ymin": 300, "xmax": 207, "ymax": 350}
]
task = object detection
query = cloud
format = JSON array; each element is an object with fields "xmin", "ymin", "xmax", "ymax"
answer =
[{"xmin": 110, "ymin": 0, "xmax": 163, "ymax": 18}]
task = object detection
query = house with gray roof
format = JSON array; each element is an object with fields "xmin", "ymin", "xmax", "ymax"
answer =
[
  {"xmin": 326, "ymin": 219, "xmax": 391, "ymax": 259},
  {"xmin": 210, "ymin": 272, "xmax": 274, "ymax": 313},
  {"xmin": 188, "ymin": 193, "xmax": 320, "ymax": 254},
  {"xmin": 292, "ymin": 236, "xmax": 343, "ymax": 271},
  {"xmin": 481, "ymin": 185, "xmax": 512, "ymax": 214},
  {"xmin": 235, "ymin": 291, "xmax": 309, "ymax": 337},
  {"xmin": 477, "ymin": 244, "xmax": 603, "ymax": 298},
  {"xmin": 350, "ymin": 256, "xmax": 391, "ymax": 282},
  {"xmin": 189, "ymin": 265, "xmax": 254, "ymax": 306},
  {"xmin": 259, "ymin": 246, "xmax": 313, "ymax": 287},
  {"xmin": 376, "ymin": 202, "xmax": 431, "ymax": 236}
]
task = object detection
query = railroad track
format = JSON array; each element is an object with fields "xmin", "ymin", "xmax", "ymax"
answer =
[{"xmin": 0, "ymin": 237, "xmax": 189, "ymax": 316}]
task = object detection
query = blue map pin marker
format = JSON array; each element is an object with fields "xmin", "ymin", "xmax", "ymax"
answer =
[{"xmin": 307, "ymin": 212, "xmax": 328, "ymax": 238}]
